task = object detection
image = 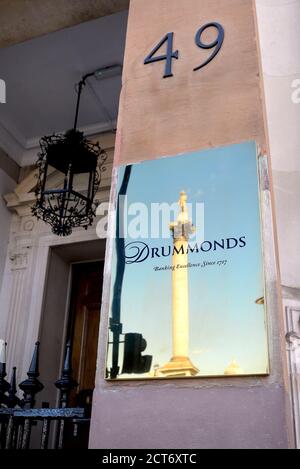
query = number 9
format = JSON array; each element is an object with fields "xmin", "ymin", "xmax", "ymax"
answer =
[{"xmin": 193, "ymin": 22, "xmax": 224, "ymax": 72}]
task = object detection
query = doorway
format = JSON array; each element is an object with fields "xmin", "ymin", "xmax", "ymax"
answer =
[
  {"xmin": 37, "ymin": 240, "xmax": 106, "ymax": 448},
  {"xmin": 67, "ymin": 261, "xmax": 104, "ymax": 411},
  {"xmin": 59, "ymin": 260, "xmax": 104, "ymax": 448}
]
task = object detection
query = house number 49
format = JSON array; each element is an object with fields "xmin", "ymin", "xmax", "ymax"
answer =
[{"xmin": 144, "ymin": 23, "xmax": 225, "ymax": 78}]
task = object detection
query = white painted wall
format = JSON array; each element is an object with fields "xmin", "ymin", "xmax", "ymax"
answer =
[
  {"xmin": 256, "ymin": 0, "xmax": 300, "ymax": 290},
  {"xmin": 0, "ymin": 168, "xmax": 14, "ymax": 290},
  {"xmin": 256, "ymin": 0, "xmax": 300, "ymax": 447}
]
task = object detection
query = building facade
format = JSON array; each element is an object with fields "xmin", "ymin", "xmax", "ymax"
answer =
[{"xmin": 0, "ymin": 0, "xmax": 299, "ymax": 449}]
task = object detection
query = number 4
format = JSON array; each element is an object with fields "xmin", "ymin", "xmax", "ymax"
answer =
[{"xmin": 144, "ymin": 32, "xmax": 179, "ymax": 78}]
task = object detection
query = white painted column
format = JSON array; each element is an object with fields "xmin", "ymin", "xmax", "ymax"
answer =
[
  {"xmin": 255, "ymin": 0, "xmax": 300, "ymax": 289},
  {"xmin": 255, "ymin": 0, "xmax": 300, "ymax": 447}
]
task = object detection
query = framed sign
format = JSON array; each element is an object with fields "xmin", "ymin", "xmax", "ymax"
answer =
[{"xmin": 105, "ymin": 141, "xmax": 269, "ymax": 380}]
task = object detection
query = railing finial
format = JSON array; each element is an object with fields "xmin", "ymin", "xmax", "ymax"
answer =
[
  {"xmin": 7, "ymin": 367, "xmax": 21, "ymax": 408},
  {"xmin": 19, "ymin": 342, "xmax": 44, "ymax": 409},
  {"xmin": 55, "ymin": 340, "xmax": 78, "ymax": 408}
]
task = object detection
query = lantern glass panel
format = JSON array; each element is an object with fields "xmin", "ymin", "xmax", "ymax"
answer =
[
  {"xmin": 72, "ymin": 171, "xmax": 92, "ymax": 198},
  {"xmin": 43, "ymin": 165, "xmax": 65, "ymax": 192}
]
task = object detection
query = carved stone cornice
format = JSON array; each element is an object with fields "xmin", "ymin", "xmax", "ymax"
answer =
[{"xmin": 4, "ymin": 191, "xmax": 36, "ymax": 217}]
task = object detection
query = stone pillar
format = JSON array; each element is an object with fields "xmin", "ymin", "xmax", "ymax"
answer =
[{"xmin": 89, "ymin": 0, "xmax": 294, "ymax": 449}]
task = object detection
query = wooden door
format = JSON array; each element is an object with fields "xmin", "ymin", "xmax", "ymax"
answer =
[{"xmin": 68, "ymin": 261, "xmax": 104, "ymax": 411}]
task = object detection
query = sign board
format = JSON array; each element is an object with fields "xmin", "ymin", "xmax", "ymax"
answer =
[{"xmin": 106, "ymin": 141, "xmax": 269, "ymax": 379}]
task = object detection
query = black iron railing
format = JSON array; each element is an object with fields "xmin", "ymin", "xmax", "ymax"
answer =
[{"xmin": 0, "ymin": 341, "xmax": 90, "ymax": 449}]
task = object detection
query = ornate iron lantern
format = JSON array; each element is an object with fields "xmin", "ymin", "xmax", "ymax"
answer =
[{"xmin": 32, "ymin": 75, "xmax": 107, "ymax": 236}]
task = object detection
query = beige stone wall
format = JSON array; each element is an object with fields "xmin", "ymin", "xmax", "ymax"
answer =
[{"xmin": 116, "ymin": 0, "xmax": 266, "ymax": 167}]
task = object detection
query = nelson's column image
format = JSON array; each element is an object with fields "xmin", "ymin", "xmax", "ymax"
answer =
[{"xmin": 158, "ymin": 191, "xmax": 199, "ymax": 377}]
